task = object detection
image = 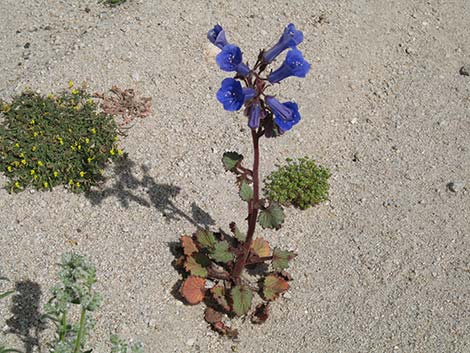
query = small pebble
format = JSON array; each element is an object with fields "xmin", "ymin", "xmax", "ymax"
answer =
[
  {"xmin": 186, "ymin": 338, "xmax": 195, "ymax": 346},
  {"xmin": 447, "ymin": 181, "xmax": 465, "ymax": 193},
  {"xmin": 459, "ymin": 65, "xmax": 469, "ymax": 76}
]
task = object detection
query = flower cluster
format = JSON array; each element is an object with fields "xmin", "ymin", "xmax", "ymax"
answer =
[{"xmin": 208, "ymin": 23, "xmax": 310, "ymax": 136}]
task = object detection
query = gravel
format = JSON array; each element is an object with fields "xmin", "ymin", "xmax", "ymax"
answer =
[{"xmin": 1, "ymin": 0, "xmax": 469, "ymax": 352}]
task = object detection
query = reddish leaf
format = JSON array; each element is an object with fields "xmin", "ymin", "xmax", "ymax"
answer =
[
  {"xmin": 204, "ymin": 307, "xmax": 223, "ymax": 324},
  {"xmin": 263, "ymin": 274, "xmax": 289, "ymax": 301},
  {"xmin": 213, "ymin": 321, "xmax": 239, "ymax": 338},
  {"xmin": 251, "ymin": 238, "xmax": 270, "ymax": 257},
  {"xmin": 180, "ymin": 235, "xmax": 198, "ymax": 256},
  {"xmin": 180, "ymin": 276, "xmax": 206, "ymax": 305},
  {"xmin": 251, "ymin": 302, "xmax": 270, "ymax": 324},
  {"xmin": 211, "ymin": 285, "xmax": 231, "ymax": 311}
]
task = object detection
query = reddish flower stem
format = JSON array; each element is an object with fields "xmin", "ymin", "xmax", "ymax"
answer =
[{"xmin": 232, "ymin": 129, "xmax": 260, "ymax": 284}]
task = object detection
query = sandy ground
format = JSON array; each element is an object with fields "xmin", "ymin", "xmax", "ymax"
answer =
[{"xmin": 0, "ymin": 0, "xmax": 469, "ymax": 352}]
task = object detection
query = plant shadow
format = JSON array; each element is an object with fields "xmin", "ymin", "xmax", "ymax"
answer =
[
  {"xmin": 6, "ymin": 281, "xmax": 46, "ymax": 353},
  {"xmin": 85, "ymin": 156, "xmax": 215, "ymax": 228}
]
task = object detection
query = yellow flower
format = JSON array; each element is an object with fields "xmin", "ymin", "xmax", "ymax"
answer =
[
  {"xmin": 91, "ymin": 128, "xmax": 96, "ymax": 134},
  {"xmin": 30, "ymin": 169, "xmax": 35, "ymax": 175},
  {"xmin": 19, "ymin": 152, "xmax": 25, "ymax": 158},
  {"xmin": 14, "ymin": 181, "xmax": 21, "ymax": 188},
  {"xmin": 15, "ymin": 143, "xmax": 20, "ymax": 148},
  {"xmin": 73, "ymin": 104, "xmax": 81, "ymax": 111},
  {"xmin": 30, "ymin": 119, "xmax": 35, "ymax": 125},
  {"xmin": 86, "ymin": 98, "xmax": 94, "ymax": 105},
  {"xmin": 47, "ymin": 93, "xmax": 54, "ymax": 99},
  {"xmin": 53, "ymin": 171, "xmax": 59, "ymax": 177},
  {"xmin": 75, "ymin": 182, "xmax": 81, "ymax": 187},
  {"xmin": 31, "ymin": 146, "xmax": 37, "ymax": 152},
  {"xmin": 71, "ymin": 89, "xmax": 79, "ymax": 95},
  {"xmin": 114, "ymin": 136, "xmax": 119, "ymax": 142},
  {"xmin": 43, "ymin": 182, "xmax": 49, "ymax": 188},
  {"xmin": 77, "ymin": 145, "xmax": 81, "ymax": 150},
  {"xmin": 21, "ymin": 159, "xmax": 26, "ymax": 165},
  {"xmin": 117, "ymin": 149, "xmax": 123, "ymax": 156},
  {"xmin": 58, "ymin": 137, "xmax": 64, "ymax": 145},
  {"xmin": 85, "ymin": 138, "xmax": 90, "ymax": 144},
  {"xmin": 33, "ymin": 132, "xmax": 39, "ymax": 137},
  {"xmin": 68, "ymin": 179, "xmax": 73, "ymax": 185},
  {"xmin": 70, "ymin": 146, "xmax": 76, "ymax": 151},
  {"xmin": 79, "ymin": 171, "xmax": 85, "ymax": 177},
  {"xmin": 1, "ymin": 103, "xmax": 11, "ymax": 112},
  {"xmin": 7, "ymin": 166, "xmax": 12, "ymax": 172},
  {"xmin": 87, "ymin": 157, "xmax": 93, "ymax": 164},
  {"xmin": 13, "ymin": 161, "xmax": 20, "ymax": 167},
  {"xmin": 68, "ymin": 80, "xmax": 74, "ymax": 88},
  {"xmin": 99, "ymin": 169, "xmax": 104, "ymax": 175},
  {"xmin": 37, "ymin": 161, "xmax": 43, "ymax": 167},
  {"xmin": 109, "ymin": 148, "xmax": 115, "ymax": 156}
]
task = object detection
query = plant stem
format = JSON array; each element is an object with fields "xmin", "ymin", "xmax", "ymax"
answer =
[
  {"xmin": 73, "ymin": 306, "xmax": 87, "ymax": 353},
  {"xmin": 232, "ymin": 129, "xmax": 260, "ymax": 284},
  {"xmin": 59, "ymin": 311, "xmax": 67, "ymax": 342}
]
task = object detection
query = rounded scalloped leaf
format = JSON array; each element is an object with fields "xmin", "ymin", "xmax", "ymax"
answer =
[
  {"xmin": 250, "ymin": 238, "xmax": 271, "ymax": 257},
  {"xmin": 180, "ymin": 235, "xmax": 198, "ymax": 256},
  {"xmin": 231, "ymin": 285, "xmax": 253, "ymax": 316},
  {"xmin": 222, "ymin": 151, "xmax": 243, "ymax": 172},
  {"xmin": 239, "ymin": 179, "xmax": 253, "ymax": 201},
  {"xmin": 184, "ymin": 254, "xmax": 210, "ymax": 277},
  {"xmin": 180, "ymin": 276, "xmax": 206, "ymax": 305},
  {"xmin": 258, "ymin": 203, "xmax": 285, "ymax": 229},
  {"xmin": 263, "ymin": 274, "xmax": 289, "ymax": 301},
  {"xmin": 272, "ymin": 248, "xmax": 297, "ymax": 271},
  {"xmin": 195, "ymin": 229, "xmax": 217, "ymax": 250},
  {"xmin": 209, "ymin": 240, "xmax": 234, "ymax": 263}
]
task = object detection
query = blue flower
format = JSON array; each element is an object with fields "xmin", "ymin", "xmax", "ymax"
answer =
[
  {"xmin": 263, "ymin": 23, "xmax": 304, "ymax": 63},
  {"xmin": 216, "ymin": 44, "xmax": 251, "ymax": 76},
  {"xmin": 217, "ymin": 78, "xmax": 255, "ymax": 111},
  {"xmin": 248, "ymin": 102, "xmax": 264, "ymax": 129},
  {"xmin": 207, "ymin": 24, "xmax": 228, "ymax": 49},
  {"xmin": 267, "ymin": 49, "xmax": 310, "ymax": 83},
  {"xmin": 266, "ymin": 96, "xmax": 301, "ymax": 132}
]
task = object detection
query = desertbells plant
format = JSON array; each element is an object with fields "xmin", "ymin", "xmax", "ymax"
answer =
[
  {"xmin": 110, "ymin": 335, "xmax": 144, "ymax": 353},
  {"xmin": 174, "ymin": 23, "xmax": 326, "ymax": 337},
  {"xmin": 265, "ymin": 157, "xmax": 330, "ymax": 210},
  {"xmin": 0, "ymin": 82, "xmax": 123, "ymax": 193}
]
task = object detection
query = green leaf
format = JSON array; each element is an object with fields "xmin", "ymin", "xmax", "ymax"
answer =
[
  {"xmin": 0, "ymin": 348, "xmax": 23, "ymax": 353},
  {"xmin": 263, "ymin": 274, "xmax": 289, "ymax": 301},
  {"xmin": 211, "ymin": 285, "xmax": 230, "ymax": 311},
  {"xmin": 184, "ymin": 254, "xmax": 210, "ymax": 277},
  {"xmin": 209, "ymin": 241, "xmax": 234, "ymax": 263},
  {"xmin": 272, "ymin": 248, "xmax": 297, "ymax": 271},
  {"xmin": 230, "ymin": 222, "xmax": 246, "ymax": 242},
  {"xmin": 239, "ymin": 180, "xmax": 253, "ymax": 202},
  {"xmin": 258, "ymin": 203, "xmax": 285, "ymax": 229},
  {"xmin": 195, "ymin": 229, "xmax": 217, "ymax": 250},
  {"xmin": 0, "ymin": 290, "xmax": 14, "ymax": 300},
  {"xmin": 222, "ymin": 151, "xmax": 243, "ymax": 172},
  {"xmin": 231, "ymin": 285, "xmax": 252, "ymax": 316}
]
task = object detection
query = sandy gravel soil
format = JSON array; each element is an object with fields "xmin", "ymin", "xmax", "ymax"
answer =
[{"xmin": 0, "ymin": 1, "xmax": 469, "ymax": 352}]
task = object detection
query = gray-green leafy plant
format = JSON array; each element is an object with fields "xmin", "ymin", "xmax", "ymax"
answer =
[
  {"xmin": 99, "ymin": 0, "xmax": 127, "ymax": 6},
  {"xmin": 43, "ymin": 254, "xmax": 102, "ymax": 353},
  {"xmin": 265, "ymin": 157, "xmax": 330, "ymax": 210},
  {"xmin": 0, "ymin": 277, "xmax": 21, "ymax": 353},
  {"xmin": 110, "ymin": 335, "xmax": 144, "ymax": 353}
]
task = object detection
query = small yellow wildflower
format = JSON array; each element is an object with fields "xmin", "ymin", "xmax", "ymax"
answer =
[
  {"xmin": 79, "ymin": 171, "xmax": 85, "ymax": 177},
  {"xmin": 1, "ymin": 103, "xmax": 11, "ymax": 112},
  {"xmin": 109, "ymin": 148, "xmax": 115, "ymax": 156},
  {"xmin": 34, "ymin": 175, "xmax": 38, "ymax": 180},
  {"xmin": 58, "ymin": 137, "xmax": 64, "ymax": 145},
  {"xmin": 99, "ymin": 169, "xmax": 104, "ymax": 175},
  {"xmin": 53, "ymin": 171, "xmax": 59, "ymax": 177},
  {"xmin": 68, "ymin": 179, "xmax": 73, "ymax": 185},
  {"xmin": 71, "ymin": 89, "xmax": 79, "ymax": 95},
  {"xmin": 91, "ymin": 128, "xmax": 96, "ymax": 134},
  {"xmin": 30, "ymin": 169, "xmax": 35, "ymax": 175},
  {"xmin": 86, "ymin": 98, "xmax": 94, "ymax": 105},
  {"xmin": 13, "ymin": 161, "xmax": 20, "ymax": 167},
  {"xmin": 7, "ymin": 166, "xmax": 12, "ymax": 172},
  {"xmin": 75, "ymin": 182, "xmax": 81, "ymax": 188},
  {"xmin": 70, "ymin": 146, "xmax": 76, "ymax": 151},
  {"xmin": 77, "ymin": 145, "xmax": 81, "ymax": 150},
  {"xmin": 73, "ymin": 104, "xmax": 81, "ymax": 111},
  {"xmin": 19, "ymin": 152, "xmax": 25, "ymax": 158},
  {"xmin": 30, "ymin": 119, "xmax": 35, "ymax": 125},
  {"xmin": 85, "ymin": 138, "xmax": 90, "ymax": 144},
  {"xmin": 33, "ymin": 132, "xmax": 39, "ymax": 137},
  {"xmin": 117, "ymin": 149, "xmax": 123, "ymax": 156},
  {"xmin": 32, "ymin": 146, "xmax": 37, "ymax": 152},
  {"xmin": 15, "ymin": 143, "xmax": 20, "ymax": 148},
  {"xmin": 87, "ymin": 157, "xmax": 93, "ymax": 164},
  {"xmin": 37, "ymin": 161, "xmax": 43, "ymax": 167},
  {"xmin": 68, "ymin": 80, "xmax": 74, "ymax": 88},
  {"xmin": 21, "ymin": 159, "xmax": 26, "ymax": 165},
  {"xmin": 47, "ymin": 93, "xmax": 54, "ymax": 99},
  {"xmin": 15, "ymin": 181, "xmax": 21, "ymax": 188},
  {"xmin": 114, "ymin": 136, "xmax": 119, "ymax": 142},
  {"xmin": 43, "ymin": 182, "xmax": 49, "ymax": 188}
]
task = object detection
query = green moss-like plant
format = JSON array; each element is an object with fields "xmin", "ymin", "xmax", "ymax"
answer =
[
  {"xmin": 264, "ymin": 157, "xmax": 330, "ymax": 210},
  {"xmin": 100, "ymin": 0, "xmax": 127, "ymax": 6},
  {"xmin": 0, "ymin": 83, "xmax": 123, "ymax": 193}
]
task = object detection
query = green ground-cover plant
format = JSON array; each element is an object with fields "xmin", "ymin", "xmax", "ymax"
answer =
[
  {"xmin": 174, "ymin": 24, "xmax": 329, "ymax": 337},
  {"xmin": 110, "ymin": 335, "xmax": 143, "ymax": 353},
  {"xmin": 0, "ymin": 83, "xmax": 123, "ymax": 193},
  {"xmin": 265, "ymin": 157, "xmax": 330, "ymax": 210},
  {"xmin": 99, "ymin": 0, "xmax": 127, "ymax": 6}
]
